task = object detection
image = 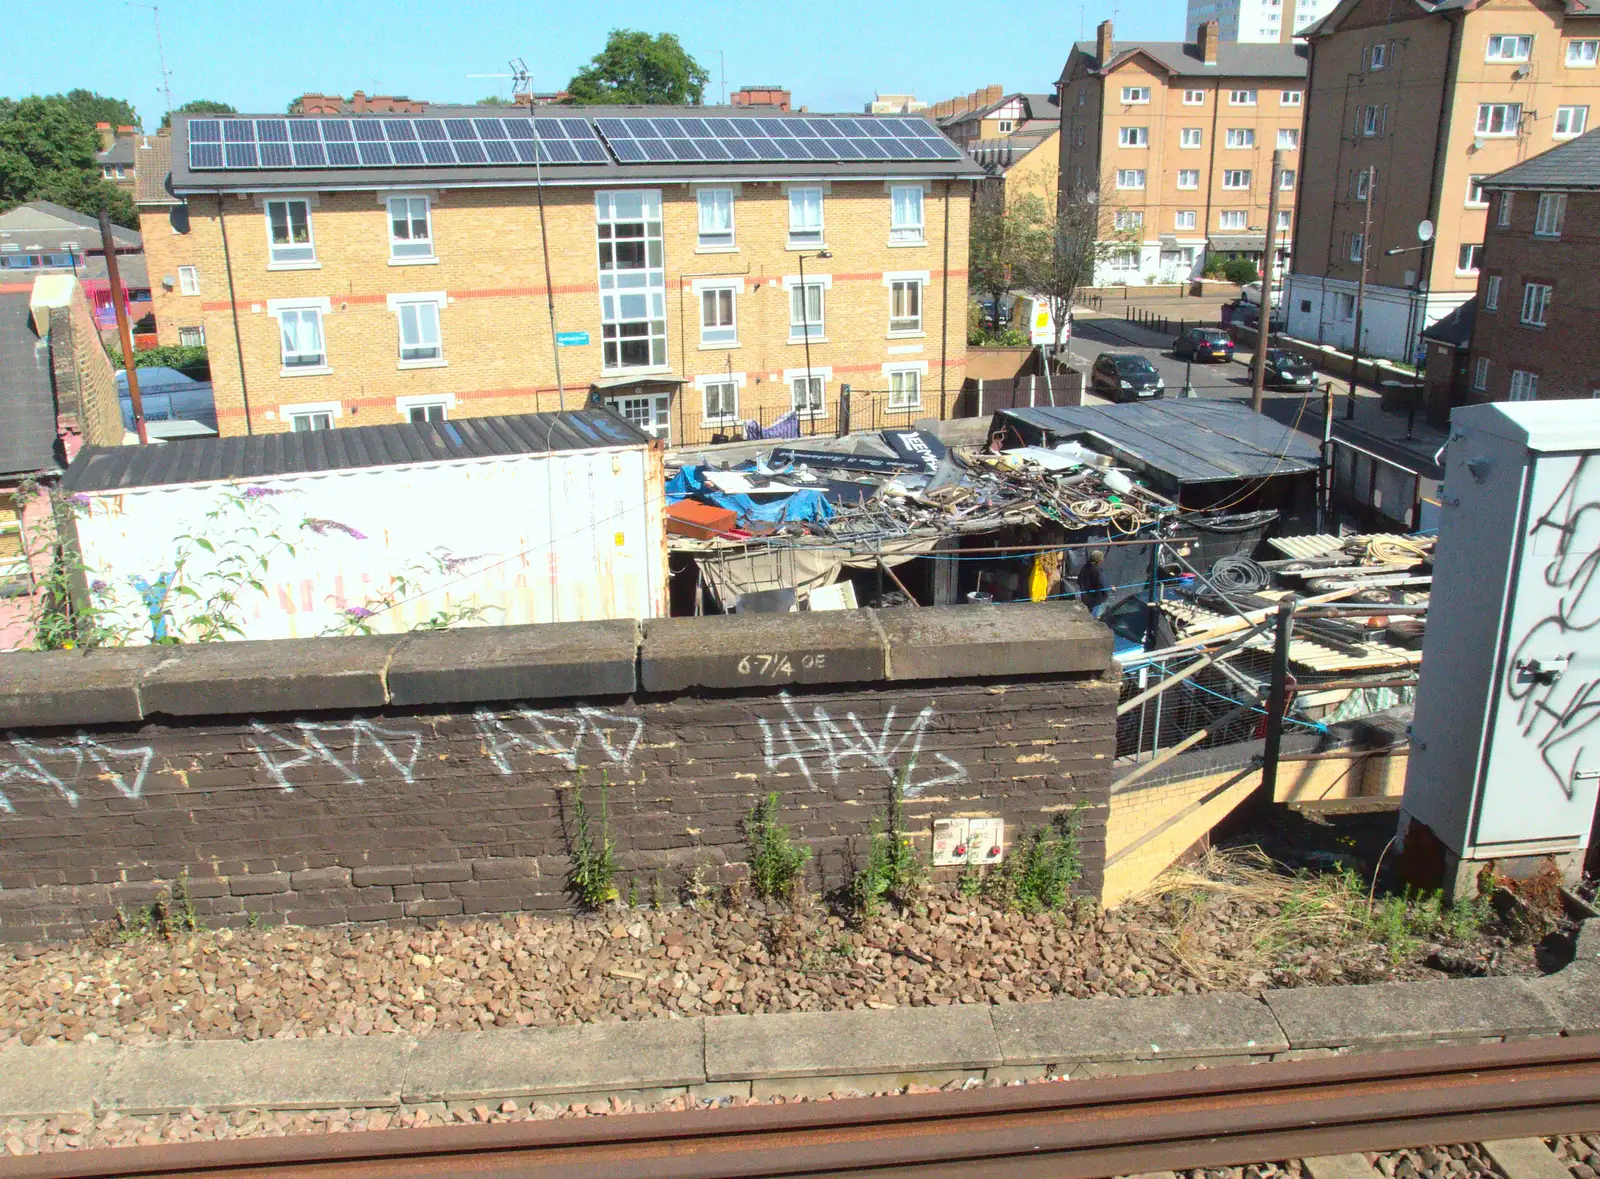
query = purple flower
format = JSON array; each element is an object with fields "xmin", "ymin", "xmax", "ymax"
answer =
[
  {"xmin": 440, "ymin": 553, "xmax": 484, "ymax": 573},
  {"xmin": 345, "ymin": 606, "xmax": 375, "ymax": 621},
  {"xmin": 69, "ymin": 494, "xmax": 91, "ymax": 507},
  {"xmin": 90, "ymin": 579, "xmax": 110, "ymax": 593},
  {"xmin": 304, "ymin": 517, "xmax": 367, "ymax": 540},
  {"xmin": 243, "ymin": 486, "xmax": 285, "ymax": 500}
]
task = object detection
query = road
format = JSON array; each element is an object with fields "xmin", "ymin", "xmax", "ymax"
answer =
[{"xmin": 1065, "ymin": 312, "xmax": 1304, "ymax": 403}]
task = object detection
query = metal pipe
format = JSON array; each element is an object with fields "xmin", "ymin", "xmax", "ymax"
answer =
[
  {"xmin": 528, "ymin": 98, "xmax": 565, "ymax": 412},
  {"xmin": 1347, "ymin": 164, "xmax": 1376, "ymax": 420},
  {"xmin": 1258, "ymin": 599, "xmax": 1297, "ymax": 802},
  {"xmin": 1251, "ymin": 149, "xmax": 1284, "ymax": 414},
  {"xmin": 1117, "ymin": 617, "xmax": 1272, "ymax": 716},
  {"xmin": 215, "ymin": 191, "xmax": 253, "ymax": 435},
  {"xmin": 98, "ymin": 208, "xmax": 146, "ymax": 445}
]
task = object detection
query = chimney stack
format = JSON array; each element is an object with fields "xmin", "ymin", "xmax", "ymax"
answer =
[
  {"xmin": 983, "ymin": 84, "xmax": 1003, "ymax": 105},
  {"xmin": 1097, "ymin": 20, "xmax": 1115, "ymax": 62},
  {"xmin": 95, "ymin": 122, "xmax": 114, "ymax": 151},
  {"xmin": 1198, "ymin": 19, "xmax": 1219, "ymax": 64},
  {"xmin": 1280, "ymin": 0, "xmax": 1297, "ymax": 41}
]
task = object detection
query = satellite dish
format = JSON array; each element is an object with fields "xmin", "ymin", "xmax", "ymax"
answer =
[{"xmin": 1417, "ymin": 219, "xmax": 1435, "ymax": 243}]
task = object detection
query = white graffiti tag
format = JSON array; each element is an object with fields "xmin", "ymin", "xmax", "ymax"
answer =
[
  {"xmin": 0, "ymin": 734, "xmax": 155, "ymax": 813},
  {"xmin": 472, "ymin": 707, "xmax": 644, "ymax": 774},
  {"xmin": 756, "ymin": 693, "xmax": 967, "ymax": 796},
  {"xmin": 248, "ymin": 719, "xmax": 424, "ymax": 791}
]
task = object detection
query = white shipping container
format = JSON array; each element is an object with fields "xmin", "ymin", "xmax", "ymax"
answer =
[{"xmin": 66, "ymin": 432, "xmax": 667, "ymax": 642}]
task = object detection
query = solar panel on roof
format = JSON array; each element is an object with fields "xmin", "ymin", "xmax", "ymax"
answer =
[
  {"xmin": 453, "ymin": 140, "xmax": 486, "ymax": 164},
  {"xmin": 289, "ymin": 121, "xmax": 320, "ymax": 142},
  {"xmin": 421, "ymin": 140, "xmax": 455, "ymax": 164},
  {"xmin": 353, "ymin": 120, "xmax": 385, "ymax": 142},
  {"xmin": 444, "ymin": 119, "xmax": 477, "ymax": 140},
  {"xmin": 292, "ymin": 141, "xmax": 327, "ymax": 167},
  {"xmin": 190, "ymin": 119, "xmax": 222, "ymax": 142},
  {"xmin": 383, "ymin": 120, "xmax": 416, "ymax": 140},
  {"xmin": 415, "ymin": 119, "xmax": 447, "ymax": 140},
  {"xmin": 609, "ymin": 139, "xmax": 646, "ymax": 162},
  {"xmin": 483, "ymin": 139, "xmax": 517, "ymax": 164},
  {"xmin": 473, "ymin": 118, "xmax": 505, "ymax": 138},
  {"xmin": 512, "ymin": 140, "xmax": 540, "ymax": 162},
  {"xmin": 559, "ymin": 118, "xmax": 592, "ymax": 139},
  {"xmin": 224, "ymin": 121, "xmax": 255, "ymax": 142},
  {"xmin": 358, "ymin": 141, "xmax": 393, "ymax": 165},
  {"xmin": 326, "ymin": 141, "xmax": 358, "ymax": 166},
  {"xmin": 574, "ymin": 140, "xmax": 608, "ymax": 163},
  {"xmin": 190, "ymin": 142, "xmax": 223, "ymax": 167},
  {"xmin": 257, "ymin": 120, "xmax": 288, "ymax": 142},
  {"xmin": 544, "ymin": 139, "xmax": 579, "ymax": 163},
  {"xmin": 504, "ymin": 119, "xmax": 535, "ymax": 140},
  {"xmin": 224, "ymin": 142, "xmax": 258, "ymax": 167},
  {"xmin": 259, "ymin": 142, "xmax": 293, "ymax": 167},
  {"xmin": 649, "ymin": 117, "xmax": 683, "ymax": 136},
  {"xmin": 320, "ymin": 121, "xmax": 354, "ymax": 141}
]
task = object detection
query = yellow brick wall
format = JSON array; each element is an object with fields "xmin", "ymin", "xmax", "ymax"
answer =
[
  {"xmin": 138, "ymin": 205, "xmax": 199, "ymax": 348},
  {"xmin": 155, "ymin": 179, "xmax": 971, "ymax": 437}
]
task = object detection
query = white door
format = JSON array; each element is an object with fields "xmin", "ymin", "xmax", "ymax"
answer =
[{"xmin": 609, "ymin": 394, "xmax": 671, "ymax": 442}]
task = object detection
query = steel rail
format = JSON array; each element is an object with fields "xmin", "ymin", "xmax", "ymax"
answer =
[{"xmin": 15, "ymin": 1035, "xmax": 1600, "ymax": 1179}]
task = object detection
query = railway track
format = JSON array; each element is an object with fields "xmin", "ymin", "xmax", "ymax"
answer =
[{"xmin": 10, "ymin": 1035, "xmax": 1599, "ymax": 1179}]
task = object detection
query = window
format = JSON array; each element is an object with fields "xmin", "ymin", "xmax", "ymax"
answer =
[
  {"xmin": 1356, "ymin": 169, "xmax": 1372, "ymax": 199},
  {"xmin": 1473, "ymin": 357, "xmax": 1490, "ymax": 390},
  {"xmin": 890, "ymin": 185, "xmax": 924, "ymax": 243},
  {"xmin": 178, "ymin": 326, "xmax": 205, "ymax": 347},
  {"xmin": 596, "ymin": 189, "xmax": 667, "ymax": 371},
  {"xmin": 177, "ymin": 265, "xmax": 199, "ymax": 295},
  {"xmin": 790, "ymin": 282, "xmax": 825, "ymax": 340},
  {"xmin": 1276, "ymin": 209, "xmax": 1292, "ymax": 230},
  {"xmin": 289, "ymin": 410, "xmax": 333, "ymax": 432},
  {"xmin": 1108, "ymin": 248, "xmax": 1140, "ymax": 271},
  {"xmin": 1230, "ymin": 89, "xmax": 1257, "ymax": 105},
  {"xmin": 889, "ymin": 278, "xmax": 922, "ymax": 333},
  {"xmin": 387, "ymin": 196, "xmax": 432, "ymax": 260},
  {"xmin": 265, "ymin": 199, "xmax": 315, "ymax": 266},
  {"xmin": 279, "ymin": 307, "xmax": 325, "ymax": 369},
  {"xmin": 1180, "ymin": 127, "xmax": 1202, "ymax": 148},
  {"xmin": 1177, "ymin": 169, "xmax": 1200, "ymax": 189},
  {"xmin": 1370, "ymin": 42, "xmax": 1388, "ymax": 69},
  {"xmin": 1121, "ymin": 86, "xmax": 1151, "ymax": 104},
  {"xmin": 1350, "ymin": 233, "xmax": 1365, "ymax": 262},
  {"xmin": 700, "ymin": 286, "xmax": 738, "ymax": 346},
  {"xmin": 1078, "ymin": 88, "xmax": 1087, "ymax": 105},
  {"xmin": 1176, "ymin": 210, "xmax": 1197, "ymax": 230},
  {"xmin": 1278, "ymin": 128, "xmax": 1299, "ymax": 150},
  {"xmin": 1120, "ymin": 126, "xmax": 1149, "ymax": 147},
  {"xmin": 1226, "ymin": 127, "xmax": 1255, "ymax": 148},
  {"xmin": 1535, "ymin": 193, "xmax": 1566, "ymax": 237},
  {"xmin": 1466, "ymin": 175, "xmax": 1488, "ymax": 206},
  {"xmin": 1114, "ymin": 209, "xmax": 1144, "ymax": 230},
  {"xmin": 407, "ymin": 402, "xmax": 448, "ymax": 423},
  {"xmin": 1485, "ymin": 275, "xmax": 1502, "ymax": 310},
  {"xmin": 1184, "ymin": 89, "xmax": 1206, "ymax": 105},
  {"xmin": 1280, "ymin": 169, "xmax": 1296, "ymax": 190},
  {"xmin": 888, "ymin": 368, "xmax": 922, "ymax": 410},
  {"xmin": 1223, "ymin": 169, "xmax": 1251, "ymax": 189},
  {"xmin": 1486, "ymin": 34, "xmax": 1533, "ymax": 62},
  {"xmin": 1116, "ymin": 169, "xmax": 1146, "ymax": 189},
  {"xmin": 1568, "ymin": 39, "xmax": 1599, "ymax": 67},
  {"xmin": 1498, "ymin": 191, "xmax": 1514, "ymax": 226},
  {"xmin": 1220, "ymin": 210, "xmax": 1248, "ymax": 230},
  {"xmin": 997, "ymin": 119, "xmax": 1014, "ymax": 133},
  {"xmin": 1554, "ymin": 106, "xmax": 1589, "ymax": 137},
  {"xmin": 395, "ymin": 300, "xmax": 442, "ymax": 362},
  {"xmin": 1458, "ymin": 243, "xmax": 1482, "ymax": 273},
  {"xmin": 791, "ymin": 374, "xmax": 826, "ymax": 416},
  {"xmin": 1510, "ymin": 370, "xmax": 1539, "ymax": 400},
  {"xmin": 1281, "ymin": 90, "xmax": 1302, "ymax": 105},
  {"xmin": 1476, "ymin": 103, "xmax": 1522, "ymax": 136},
  {"xmin": 702, "ymin": 379, "xmax": 739, "ymax": 424},
  {"xmin": 1521, "ymin": 282, "xmax": 1552, "ymax": 326},
  {"xmin": 788, "ymin": 186, "xmax": 824, "ymax": 246},
  {"xmin": 1337, "ymin": 292, "xmax": 1357, "ymax": 320},
  {"xmin": 697, "ymin": 188, "xmax": 734, "ymax": 249},
  {"xmin": 1362, "ymin": 105, "xmax": 1381, "ymax": 136}
]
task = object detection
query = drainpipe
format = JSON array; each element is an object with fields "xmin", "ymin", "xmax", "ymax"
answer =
[
  {"xmin": 939, "ymin": 179, "xmax": 952, "ymax": 419},
  {"xmin": 215, "ymin": 192, "xmax": 254, "ymax": 435}
]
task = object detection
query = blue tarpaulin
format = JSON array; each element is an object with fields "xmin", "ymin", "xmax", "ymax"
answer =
[{"xmin": 666, "ymin": 465, "xmax": 836, "ymax": 526}]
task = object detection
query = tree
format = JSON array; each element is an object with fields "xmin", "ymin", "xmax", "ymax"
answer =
[
  {"xmin": 56, "ymin": 89, "xmax": 140, "ymax": 131},
  {"xmin": 0, "ymin": 96, "xmax": 139, "ymax": 227},
  {"xmin": 476, "ymin": 95, "xmax": 513, "ymax": 106},
  {"xmin": 159, "ymin": 100, "xmax": 236, "ymax": 131},
  {"xmin": 968, "ymin": 187, "xmax": 1052, "ymax": 332},
  {"xmin": 567, "ymin": 30, "xmax": 708, "ymax": 105}
]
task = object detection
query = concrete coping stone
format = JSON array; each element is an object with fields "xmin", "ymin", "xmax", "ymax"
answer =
[
  {"xmin": 138, "ymin": 635, "xmax": 401, "ymax": 718},
  {"xmin": 992, "ymin": 992, "xmax": 1288, "ymax": 1065},
  {"xmin": 639, "ymin": 610, "xmax": 889, "ymax": 693},
  {"xmin": 1262, "ymin": 977, "xmax": 1565, "ymax": 1049},
  {"xmin": 704, "ymin": 1004, "xmax": 1001, "ymax": 1081},
  {"xmin": 0, "ymin": 646, "xmax": 163, "ymax": 728},
  {"xmin": 388, "ymin": 619, "xmax": 639, "ymax": 706},
  {"xmin": 875, "ymin": 601, "xmax": 1112, "ymax": 682}
]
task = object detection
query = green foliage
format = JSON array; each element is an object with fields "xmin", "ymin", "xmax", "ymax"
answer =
[
  {"xmin": 1205, "ymin": 257, "xmax": 1261, "ymax": 284},
  {"xmin": 743, "ymin": 793, "xmax": 810, "ymax": 901},
  {"xmin": 567, "ymin": 30, "xmax": 709, "ymax": 105},
  {"xmin": 54, "ymin": 90, "xmax": 140, "ymax": 131},
  {"xmin": 968, "ymin": 189, "xmax": 1053, "ymax": 319},
  {"xmin": 118, "ymin": 870, "xmax": 200, "ymax": 939},
  {"xmin": 850, "ymin": 767, "xmax": 928, "ymax": 918},
  {"xmin": 159, "ymin": 100, "xmax": 236, "ymax": 131},
  {"xmin": 107, "ymin": 344, "xmax": 209, "ymax": 374},
  {"xmin": 985, "ymin": 809, "xmax": 1084, "ymax": 914},
  {"xmin": 324, "ymin": 548, "xmax": 499, "ymax": 636},
  {"xmin": 1363, "ymin": 882, "xmax": 1493, "ymax": 964},
  {"xmin": 0, "ymin": 94, "xmax": 139, "ymax": 227},
  {"xmin": 569, "ymin": 774, "xmax": 620, "ymax": 908},
  {"xmin": 13, "ymin": 478, "xmax": 136, "ymax": 650},
  {"xmin": 476, "ymin": 96, "xmax": 514, "ymax": 106}
]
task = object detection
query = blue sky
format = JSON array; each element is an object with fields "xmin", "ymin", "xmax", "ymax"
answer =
[{"xmin": 10, "ymin": 0, "xmax": 1188, "ymax": 127}]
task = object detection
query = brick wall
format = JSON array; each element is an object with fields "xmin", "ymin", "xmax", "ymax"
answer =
[
  {"xmin": 0, "ymin": 604, "xmax": 1114, "ymax": 941},
  {"xmin": 45, "ymin": 284, "xmax": 123, "ymax": 448}
]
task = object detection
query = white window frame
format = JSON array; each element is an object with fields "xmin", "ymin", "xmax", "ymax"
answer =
[
  {"xmin": 693, "ymin": 277, "xmax": 741, "ymax": 348},
  {"xmin": 285, "ymin": 403, "xmax": 340, "ymax": 432},
  {"xmin": 177, "ymin": 265, "xmax": 199, "ymax": 295},
  {"xmin": 1177, "ymin": 169, "xmax": 1200, "ymax": 190},
  {"xmin": 696, "ymin": 187, "xmax": 736, "ymax": 251},
  {"xmin": 1220, "ymin": 210, "xmax": 1248, "ymax": 230},
  {"xmin": 1509, "ymin": 370, "xmax": 1539, "ymax": 401},
  {"xmin": 1473, "ymin": 356, "xmax": 1490, "ymax": 390},
  {"xmin": 1534, "ymin": 192, "xmax": 1566, "ymax": 237},
  {"xmin": 1350, "ymin": 233, "xmax": 1365, "ymax": 263},
  {"xmin": 785, "ymin": 366, "xmax": 832, "ymax": 418},
  {"xmin": 1277, "ymin": 128, "xmax": 1299, "ymax": 150},
  {"xmin": 694, "ymin": 372, "xmax": 744, "ymax": 426},
  {"xmin": 1229, "ymin": 89, "xmax": 1258, "ymax": 106},
  {"xmin": 889, "ymin": 183, "xmax": 925, "ymax": 244},
  {"xmin": 386, "ymin": 195, "xmax": 434, "ymax": 263},
  {"xmin": 1369, "ymin": 43, "xmax": 1388, "ymax": 70},
  {"xmin": 787, "ymin": 185, "xmax": 824, "ymax": 248},
  {"xmin": 1180, "ymin": 127, "xmax": 1202, "ymax": 148},
  {"xmin": 396, "ymin": 393, "xmax": 457, "ymax": 423},
  {"xmin": 1108, "ymin": 248, "xmax": 1140, "ymax": 271},
  {"xmin": 1356, "ymin": 170, "xmax": 1372, "ymax": 199},
  {"xmin": 1362, "ymin": 105, "xmax": 1381, "ymax": 136},
  {"xmin": 1458, "ymin": 242, "xmax": 1482, "ymax": 274},
  {"xmin": 1280, "ymin": 169, "xmax": 1296, "ymax": 190},
  {"xmin": 1281, "ymin": 90, "xmax": 1302, "ymax": 105},
  {"xmin": 1121, "ymin": 86, "xmax": 1151, "ymax": 104},
  {"xmin": 264, "ymin": 198, "xmax": 316, "ymax": 268},
  {"xmin": 1222, "ymin": 169, "xmax": 1251, "ymax": 190},
  {"xmin": 1183, "ymin": 89, "xmax": 1205, "ymax": 105},
  {"xmin": 266, "ymin": 297, "xmax": 332, "ymax": 375},
  {"xmin": 1485, "ymin": 274, "xmax": 1502, "ymax": 310},
  {"xmin": 885, "ymin": 271, "xmax": 927, "ymax": 336},
  {"xmin": 177, "ymin": 325, "xmax": 205, "ymax": 347},
  {"xmin": 1113, "ymin": 209, "xmax": 1144, "ymax": 231},
  {"xmin": 1276, "ymin": 209, "xmax": 1292, "ymax": 231},
  {"xmin": 884, "ymin": 362, "xmax": 927, "ymax": 411},
  {"xmin": 1466, "ymin": 175, "xmax": 1488, "ymax": 207},
  {"xmin": 996, "ymin": 119, "xmax": 1014, "ymax": 133},
  {"xmin": 1476, "ymin": 103, "xmax": 1522, "ymax": 137},
  {"xmin": 1554, "ymin": 106, "xmax": 1588, "ymax": 137},
  {"xmin": 1337, "ymin": 292, "xmax": 1357, "ymax": 320},
  {"xmin": 596, "ymin": 189, "xmax": 668, "ymax": 373},
  {"xmin": 1498, "ymin": 191, "xmax": 1514, "ymax": 226},
  {"xmin": 1520, "ymin": 281, "xmax": 1552, "ymax": 327},
  {"xmin": 1486, "ymin": 34, "xmax": 1533, "ymax": 62},
  {"xmin": 1116, "ymin": 169, "xmax": 1146, "ymax": 189},
  {"xmin": 1175, "ymin": 210, "xmax": 1197, "ymax": 230},
  {"xmin": 1120, "ymin": 126, "xmax": 1150, "ymax": 147},
  {"xmin": 784, "ymin": 273, "xmax": 831, "ymax": 343},
  {"xmin": 1568, "ymin": 39, "xmax": 1599, "ymax": 68},
  {"xmin": 386, "ymin": 292, "xmax": 445, "ymax": 367},
  {"xmin": 1226, "ymin": 127, "xmax": 1255, "ymax": 149}
]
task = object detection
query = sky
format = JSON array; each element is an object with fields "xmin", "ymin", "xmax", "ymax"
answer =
[{"xmin": 7, "ymin": 0, "xmax": 1189, "ymax": 127}]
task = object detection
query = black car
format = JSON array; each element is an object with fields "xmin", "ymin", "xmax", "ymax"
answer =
[
  {"xmin": 1262, "ymin": 348, "xmax": 1316, "ymax": 390},
  {"xmin": 1090, "ymin": 353, "xmax": 1165, "ymax": 402},
  {"xmin": 1173, "ymin": 327, "xmax": 1235, "ymax": 362}
]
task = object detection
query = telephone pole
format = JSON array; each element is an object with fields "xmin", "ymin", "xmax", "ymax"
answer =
[
  {"xmin": 1347, "ymin": 164, "xmax": 1376, "ymax": 420},
  {"xmin": 99, "ymin": 208, "xmax": 147, "ymax": 445},
  {"xmin": 1251, "ymin": 149, "xmax": 1285, "ymax": 413}
]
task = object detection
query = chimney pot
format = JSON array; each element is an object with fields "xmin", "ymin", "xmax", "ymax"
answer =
[{"xmin": 1097, "ymin": 20, "xmax": 1115, "ymax": 62}]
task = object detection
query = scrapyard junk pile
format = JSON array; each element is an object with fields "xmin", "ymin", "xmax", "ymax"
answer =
[{"xmin": 663, "ymin": 427, "xmax": 1187, "ymax": 613}]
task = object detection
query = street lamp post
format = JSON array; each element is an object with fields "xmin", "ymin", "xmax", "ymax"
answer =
[
  {"xmin": 797, "ymin": 250, "xmax": 832, "ymax": 434},
  {"xmin": 1384, "ymin": 220, "xmax": 1435, "ymax": 441}
]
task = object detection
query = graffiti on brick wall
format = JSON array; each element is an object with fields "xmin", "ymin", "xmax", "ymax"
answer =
[
  {"xmin": 248, "ymin": 719, "xmax": 426, "ymax": 791},
  {"xmin": 757, "ymin": 692, "xmax": 968, "ymax": 796},
  {"xmin": 473, "ymin": 707, "xmax": 644, "ymax": 775},
  {"xmin": 0, "ymin": 734, "xmax": 154, "ymax": 813}
]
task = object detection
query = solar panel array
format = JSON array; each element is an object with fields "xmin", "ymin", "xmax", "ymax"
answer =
[{"xmin": 186, "ymin": 114, "xmax": 962, "ymax": 171}]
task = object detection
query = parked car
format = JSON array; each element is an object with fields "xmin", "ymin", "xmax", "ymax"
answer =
[
  {"xmin": 1239, "ymin": 281, "xmax": 1283, "ymax": 307},
  {"xmin": 1262, "ymin": 348, "xmax": 1317, "ymax": 390},
  {"xmin": 1228, "ymin": 300, "xmax": 1287, "ymax": 333},
  {"xmin": 1090, "ymin": 353, "xmax": 1165, "ymax": 402},
  {"xmin": 1173, "ymin": 327, "xmax": 1236, "ymax": 362}
]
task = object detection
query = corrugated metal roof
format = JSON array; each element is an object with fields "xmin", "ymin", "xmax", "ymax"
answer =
[
  {"xmin": 0, "ymin": 291, "xmax": 63, "ymax": 479},
  {"xmin": 62, "ymin": 408, "xmax": 650, "ymax": 493},
  {"xmin": 993, "ymin": 400, "xmax": 1320, "ymax": 485}
]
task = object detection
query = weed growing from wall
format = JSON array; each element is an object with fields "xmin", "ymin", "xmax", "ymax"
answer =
[
  {"xmin": 743, "ymin": 792, "xmax": 810, "ymax": 902},
  {"xmin": 851, "ymin": 765, "xmax": 928, "ymax": 919},
  {"xmin": 568, "ymin": 772, "xmax": 620, "ymax": 908}
]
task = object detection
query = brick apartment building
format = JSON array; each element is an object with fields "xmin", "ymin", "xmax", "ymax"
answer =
[
  {"xmin": 1286, "ymin": 0, "xmax": 1600, "ymax": 362},
  {"xmin": 1058, "ymin": 21, "xmax": 1308, "ymax": 286},
  {"xmin": 142, "ymin": 108, "xmax": 977, "ymax": 441},
  {"xmin": 95, "ymin": 123, "xmax": 140, "ymax": 190},
  {"xmin": 1466, "ymin": 128, "xmax": 1599, "ymax": 402}
]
